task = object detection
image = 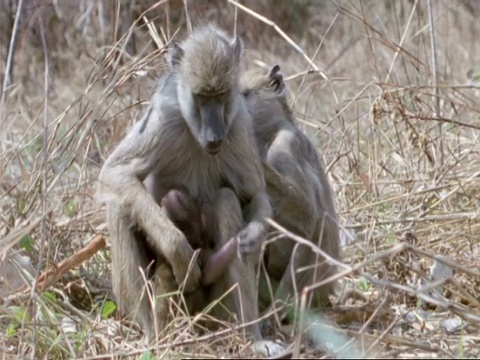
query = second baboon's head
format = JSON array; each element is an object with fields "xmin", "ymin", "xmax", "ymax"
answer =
[
  {"xmin": 169, "ymin": 25, "xmax": 243, "ymax": 155},
  {"xmin": 241, "ymin": 65, "xmax": 292, "ymax": 120}
]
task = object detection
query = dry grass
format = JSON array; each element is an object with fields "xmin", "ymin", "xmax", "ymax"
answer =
[{"xmin": 1, "ymin": 0, "xmax": 479, "ymax": 358}]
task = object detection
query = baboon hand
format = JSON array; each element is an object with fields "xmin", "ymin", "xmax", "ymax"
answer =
[
  {"xmin": 171, "ymin": 239, "xmax": 202, "ymax": 294},
  {"xmin": 236, "ymin": 220, "xmax": 266, "ymax": 260}
]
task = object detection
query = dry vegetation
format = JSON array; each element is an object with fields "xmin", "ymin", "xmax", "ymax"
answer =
[{"xmin": 1, "ymin": 0, "xmax": 479, "ymax": 358}]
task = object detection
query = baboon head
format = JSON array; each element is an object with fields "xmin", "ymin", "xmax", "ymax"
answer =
[
  {"xmin": 169, "ymin": 26, "xmax": 243, "ymax": 155},
  {"xmin": 241, "ymin": 65, "xmax": 285, "ymax": 97},
  {"xmin": 241, "ymin": 64, "xmax": 291, "ymax": 121}
]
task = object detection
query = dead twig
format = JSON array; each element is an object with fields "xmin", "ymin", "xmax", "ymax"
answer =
[{"xmin": 37, "ymin": 234, "xmax": 106, "ymax": 291}]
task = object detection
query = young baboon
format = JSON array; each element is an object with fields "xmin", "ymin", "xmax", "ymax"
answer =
[
  {"xmin": 241, "ymin": 65, "xmax": 341, "ymax": 321},
  {"xmin": 160, "ymin": 187, "xmax": 238, "ymax": 286},
  {"xmin": 97, "ymin": 25, "xmax": 272, "ymax": 341},
  {"xmin": 160, "ymin": 187, "xmax": 204, "ymax": 250}
]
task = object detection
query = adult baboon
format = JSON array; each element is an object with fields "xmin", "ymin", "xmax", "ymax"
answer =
[
  {"xmin": 97, "ymin": 25, "xmax": 272, "ymax": 341},
  {"xmin": 241, "ymin": 65, "xmax": 341, "ymax": 321}
]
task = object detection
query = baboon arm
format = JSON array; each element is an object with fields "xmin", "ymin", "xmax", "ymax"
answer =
[
  {"xmin": 236, "ymin": 188, "xmax": 272, "ymax": 258},
  {"xmin": 243, "ymin": 191, "xmax": 272, "ymax": 224},
  {"xmin": 98, "ymin": 117, "xmax": 194, "ymax": 262},
  {"xmin": 239, "ymin": 138, "xmax": 273, "ymax": 226},
  {"xmin": 263, "ymin": 161, "xmax": 316, "ymax": 225},
  {"xmin": 240, "ymin": 155, "xmax": 273, "ymax": 231}
]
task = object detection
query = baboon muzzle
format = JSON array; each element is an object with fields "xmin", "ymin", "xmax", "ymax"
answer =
[{"xmin": 201, "ymin": 105, "xmax": 226, "ymax": 155}]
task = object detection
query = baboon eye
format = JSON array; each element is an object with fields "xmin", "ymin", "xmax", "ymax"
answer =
[{"xmin": 243, "ymin": 90, "xmax": 252, "ymax": 98}]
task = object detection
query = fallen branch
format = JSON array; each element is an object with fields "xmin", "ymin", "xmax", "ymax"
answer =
[{"xmin": 37, "ymin": 234, "xmax": 106, "ymax": 291}]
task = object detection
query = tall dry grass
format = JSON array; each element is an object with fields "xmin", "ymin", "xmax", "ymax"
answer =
[{"xmin": 1, "ymin": 0, "xmax": 479, "ymax": 358}]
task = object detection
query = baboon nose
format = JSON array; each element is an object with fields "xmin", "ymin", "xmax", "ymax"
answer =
[{"xmin": 206, "ymin": 140, "xmax": 223, "ymax": 154}]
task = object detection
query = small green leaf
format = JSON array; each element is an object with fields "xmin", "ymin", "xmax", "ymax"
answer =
[
  {"xmin": 138, "ymin": 350, "xmax": 155, "ymax": 360},
  {"xmin": 101, "ymin": 300, "xmax": 117, "ymax": 319},
  {"xmin": 43, "ymin": 291, "xmax": 57, "ymax": 303},
  {"xmin": 358, "ymin": 276, "xmax": 371, "ymax": 292},
  {"xmin": 386, "ymin": 237, "xmax": 396, "ymax": 244},
  {"xmin": 10, "ymin": 306, "xmax": 28, "ymax": 323},
  {"xmin": 20, "ymin": 234, "xmax": 33, "ymax": 252},
  {"xmin": 64, "ymin": 199, "xmax": 77, "ymax": 218},
  {"xmin": 6, "ymin": 322, "xmax": 17, "ymax": 338}
]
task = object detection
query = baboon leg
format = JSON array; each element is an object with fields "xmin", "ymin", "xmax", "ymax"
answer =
[
  {"xmin": 274, "ymin": 182, "xmax": 339, "ymax": 311},
  {"xmin": 107, "ymin": 204, "xmax": 155, "ymax": 337},
  {"xmin": 109, "ymin": 200, "xmax": 196, "ymax": 340},
  {"xmin": 263, "ymin": 130, "xmax": 336, "ymax": 320},
  {"xmin": 309, "ymin": 214, "xmax": 339, "ymax": 306},
  {"xmin": 265, "ymin": 211, "xmax": 338, "ymax": 324},
  {"xmin": 148, "ymin": 259, "xmax": 178, "ymax": 339},
  {"xmin": 206, "ymin": 188, "xmax": 261, "ymax": 339}
]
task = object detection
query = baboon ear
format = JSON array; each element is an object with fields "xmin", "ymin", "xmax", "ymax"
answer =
[
  {"xmin": 168, "ymin": 43, "xmax": 184, "ymax": 68},
  {"xmin": 231, "ymin": 36, "xmax": 243, "ymax": 63},
  {"xmin": 268, "ymin": 65, "xmax": 285, "ymax": 94}
]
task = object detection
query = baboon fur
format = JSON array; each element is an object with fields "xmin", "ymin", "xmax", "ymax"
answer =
[
  {"xmin": 97, "ymin": 25, "xmax": 271, "ymax": 340},
  {"xmin": 241, "ymin": 65, "xmax": 341, "ymax": 319}
]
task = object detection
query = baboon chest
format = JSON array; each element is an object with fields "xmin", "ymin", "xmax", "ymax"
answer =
[{"xmin": 156, "ymin": 143, "xmax": 246, "ymax": 205}]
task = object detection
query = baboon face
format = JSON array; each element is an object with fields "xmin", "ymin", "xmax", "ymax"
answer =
[
  {"xmin": 188, "ymin": 91, "xmax": 232, "ymax": 154},
  {"xmin": 171, "ymin": 28, "xmax": 243, "ymax": 155}
]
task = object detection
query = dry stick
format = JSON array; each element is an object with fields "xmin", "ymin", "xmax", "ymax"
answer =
[
  {"xmin": 101, "ymin": 0, "xmax": 168, "ymax": 84},
  {"xmin": 363, "ymin": 274, "xmax": 480, "ymax": 323},
  {"xmin": 232, "ymin": 0, "xmax": 238, "ymax": 36},
  {"xmin": 365, "ymin": 315, "xmax": 400, "ymax": 356},
  {"xmin": 0, "ymin": 0, "xmax": 23, "ymax": 123},
  {"xmin": 448, "ymin": 278, "xmax": 480, "ymax": 308},
  {"xmin": 348, "ymin": 168, "xmax": 480, "ymax": 214},
  {"xmin": 359, "ymin": 0, "xmax": 380, "ymax": 79},
  {"xmin": 292, "ymin": 11, "xmax": 339, "ymax": 109},
  {"xmin": 228, "ymin": 0, "xmax": 327, "ymax": 81},
  {"xmin": 385, "ymin": 0, "xmax": 418, "ymax": 83},
  {"xmin": 304, "ymin": 239, "xmax": 480, "ymax": 296},
  {"xmin": 183, "ymin": 0, "xmax": 192, "ymax": 34},
  {"xmin": 427, "ymin": 0, "xmax": 443, "ymax": 166},
  {"xmin": 267, "ymin": 218, "xmax": 349, "ymax": 271},
  {"xmin": 405, "ymin": 114, "xmax": 480, "ymax": 131},
  {"xmin": 293, "ymin": 289, "xmax": 307, "ymax": 358},
  {"xmin": 99, "ymin": 306, "xmax": 285, "ymax": 359},
  {"xmin": 412, "ymin": 246, "xmax": 480, "ymax": 278},
  {"xmin": 345, "ymin": 329, "xmax": 455, "ymax": 358},
  {"xmin": 359, "ymin": 294, "xmax": 390, "ymax": 335},
  {"xmin": 0, "ymin": 215, "xmax": 46, "ymax": 257},
  {"xmin": 339, "ymin": 5, "xmax": 424, "ymax": 68},
  {"xmin": 30, "ymin": 11, "xmax": 53, "ymax": 359},
  {"xmin": 418, "ymin": 169, "xmax": 480, "ymax": 218},
  {"xmin": 143, "ymin": 15, "xmax": 164, "ymax": 50},
  {"xmin": 37, "ymin": 235, "xmax": 106, "ymax": 291}
]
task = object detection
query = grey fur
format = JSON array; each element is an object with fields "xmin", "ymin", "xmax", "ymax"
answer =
[
  {"xmin": 241, "ymin": 65, "xmax": 341, "ymax": 320},
  {"xmin": 97, "ymin": 25, "xmax": 271, "ymax": 340}
]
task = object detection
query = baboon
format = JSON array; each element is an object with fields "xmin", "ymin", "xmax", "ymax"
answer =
[
  {"xmin": 158, "ymin": 64, "xmax": 341, "ymax": 322},
  {"xmin": 240, "ymin": 65, "xmax": 341, "ymax": 322},
  {"xmin": 160, "ymin": 187, "xmax": 238, "ymax": 286},
  {"xmin": 160, "ymin": 187, "xmax": 204, "ymax": 250},
  {"xmin": 97, "ymin": 25, "xmax": 272, "ymax": 341}
]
